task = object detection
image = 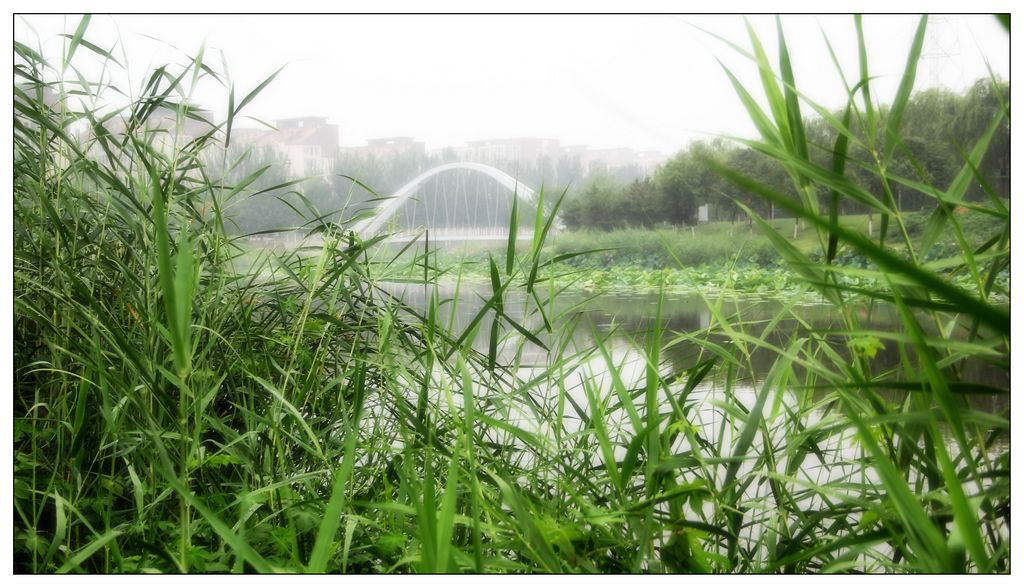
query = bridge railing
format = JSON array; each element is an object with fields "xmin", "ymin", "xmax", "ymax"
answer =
[{"xmin": 388, "ymin": 226, "xmax": 536, "ymax": 241}]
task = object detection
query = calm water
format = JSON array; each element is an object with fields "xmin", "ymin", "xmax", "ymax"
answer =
[
  {"xmin": 380, "ymin": 279, "xmax": 1008, "ymax": 414},
  {"xmin": 378, "ymin": 279, "xmax": 1008, "ymax": 560}
]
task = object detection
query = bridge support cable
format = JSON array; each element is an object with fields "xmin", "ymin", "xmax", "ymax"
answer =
[
  {"xmin": 458, "ymin": 171, "xmax": 470, "ymax": 230},
  {"xmin": 471, "ymin": 172, "xmax": 481, "ymax": 231},
  {"xmin": 444, "ymin": 174, "xmax": 452, "ymax": 231},
  {"xmin": 350, "ymin": 162, "xmax": 552, "ymax": 238}
]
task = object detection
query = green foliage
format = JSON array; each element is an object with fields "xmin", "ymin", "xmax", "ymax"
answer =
[
  {"xmin": 13, "ymin": 16, "xmax": 1008, "ymax": 576},
  {"xmin": 704, "ymin": 14, "xmax": 1008, "ymax": 572},
  {"xmin": 562, "ymin": 72, "xmax": 1007, "ymax": 233},
  {"xmin": 549, "ymin": 225, "xmax": 780, "ymax": 268},
  {"xmin": 655, "ymin": 149, "xmax": 710, "ymax": 225},
  {"xmin": 561, "ymin": 173, "xmax": 633, "ymax": 230}
]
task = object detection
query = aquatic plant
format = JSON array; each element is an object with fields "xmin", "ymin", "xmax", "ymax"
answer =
[{"xmin": 13, "ymin": 15, "xmax": 1008, "ymax": 573}]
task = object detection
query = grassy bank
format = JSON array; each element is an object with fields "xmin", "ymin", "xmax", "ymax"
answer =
[
  {"xmin": 546, "ymin": 211, "xmax": 1008, "ymax": 298},
  {"xmin": 14, "ymin": 17, "xmax": 1009, "ymax": 574},
  {"xmin": 546, "ymin": 211, "xmax": 1002, "ymax": 267},
  {"xmin": 382, "ymin": 209, "xmax": 1008, "ymax": 301}
]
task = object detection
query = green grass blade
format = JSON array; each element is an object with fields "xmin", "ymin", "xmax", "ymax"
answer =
[
  {"xmin": 153, "ymin": 462, "xmax": 272, "ymax": 573},
  {"xmin": 307, "ymin": 365, "xmax": 365, "ymax": 573},
  {"xmin": 854, "ymin": 15, "xmax": 877, "ymax": 145},
  {"xmin": 882, "ymin": 15, "xmax": 927, "ymax": 162},
  {"xmin": 506, "ymin": 189, "xmax": 519, "ymax": 275},
  {"xmin": 920, "ymin": 110, "xmax": 1006, "ymax": 255},
  {"xmin": 827, "ymin": 107, "xmax": 853, "ymax": 264},
  {"xmin": 718, "ymin": 61, "xmax": 783, "ymax": 145},
  {"xmin": 435, "ymin": 441, "xmax": 461, "ymax": 572},
  {"xmin": 62, "ymin": 14, "xmax": 90, "ymax": 71},
  {"xmin": 710, "ymin": 162, "xmax": 1009, "ymax": 336},
  {"xmin": 745, "ymin": 18, "xmax": 791, "ymax": 149},
  {"xmin": 776, "ymin": 17, "xmax": 808, "ymax": 162},
  {"xmin": 840, "ymin": 400, "xmax": 952, "ymax": 571},
  {"xmin": 56, "ymin": 529, "xmax": 122, "ymax": 574}
]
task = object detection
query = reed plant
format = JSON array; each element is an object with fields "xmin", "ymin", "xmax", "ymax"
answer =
[
  {"xmin": 13, "ymin": 15, "xmax": 1008, "ymax": 574},
  {"xmin": 692, "ymin": 15, "xmax": 1009, "ymax": 572}
]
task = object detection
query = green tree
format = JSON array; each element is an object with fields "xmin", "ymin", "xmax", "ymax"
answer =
[
  {"xmin": 655, "ymin": 151, "xmax": 704, "ymax": 225},
  {"xmin": 561, "ymin": 174, "xmax": 628, "ymax": 230},
  {"xmin": 624, "ymin": 177, "xmax": 663, "ymax": 227},
  {"xmin": 720, "ymin": 146, "xmax": 793, "ymax": 221},
  {"xmin": 953, "ymin": 78, "xmax": 1009, "ymax": 198}
]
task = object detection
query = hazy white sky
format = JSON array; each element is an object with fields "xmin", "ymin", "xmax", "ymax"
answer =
[{"xmin": 16, "ymin": 14, "xmax": 1009, "ymax": 154}]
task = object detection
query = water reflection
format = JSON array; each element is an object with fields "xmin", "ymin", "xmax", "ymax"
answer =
[
  {"xmin": 380, "ymin": 280, "xmax": 1008, "ymax": 416},
  {"xmin": 378, "ymin": 280, "xmax": 1007, "ymax": 560}
]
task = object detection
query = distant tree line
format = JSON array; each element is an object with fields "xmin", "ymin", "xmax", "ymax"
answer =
[{"xmin": 561, "ymin": 78, "xmax": 1009, "ymax": 230}]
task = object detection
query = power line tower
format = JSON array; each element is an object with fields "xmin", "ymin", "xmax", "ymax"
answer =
[{"xmin": 918, "ymin": 16, "xmax": 966, "ymax": 90}]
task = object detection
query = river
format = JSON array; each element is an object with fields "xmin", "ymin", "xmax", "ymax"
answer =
[
  {"xmin": 375, "ymin": 279, "xmax": 1008, "ymax": 564},
  {"xmin": 379, "ymin": 279, "xmax": 1008, "ymax": 414}
]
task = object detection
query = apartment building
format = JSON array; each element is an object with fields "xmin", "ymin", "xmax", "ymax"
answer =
[{"xmin": 232, "ymin": 116, "xmax": 339, "ymax": 177}]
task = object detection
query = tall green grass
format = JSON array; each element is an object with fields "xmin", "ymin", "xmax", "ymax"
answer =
[
  {"xmin": 14, "ymin": 15, "xmax": 1008, "ymax": 574},
  {"xmin": 697, "ymin": 15, "xmax": 1009, "ymax": 572}
]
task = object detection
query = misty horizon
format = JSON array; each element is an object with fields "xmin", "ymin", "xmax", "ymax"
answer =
[{"xmin": 15, "ymin": 14, "xmax": 1009, "ymax": 156}]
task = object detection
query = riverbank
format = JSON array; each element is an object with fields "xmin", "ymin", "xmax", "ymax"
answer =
[
  {"xmin": 381, "ymin": 210, "xmax": 1008, "ymax": 303},
  {"xmin": 17, "ymin": 17, "xmax": 1009, "ymax": 574}
]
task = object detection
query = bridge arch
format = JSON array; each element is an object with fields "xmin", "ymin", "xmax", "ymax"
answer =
[{"xmin": 352, "ymin": 162, "xmax": 545, "ymax": 237}]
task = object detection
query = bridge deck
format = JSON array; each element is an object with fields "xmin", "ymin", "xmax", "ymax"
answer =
[{"xmin": 387, "ymin": 233, "xmax": 534, "ymax": 242}]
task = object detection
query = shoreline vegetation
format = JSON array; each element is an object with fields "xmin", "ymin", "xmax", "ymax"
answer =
[
  {"xmin": 14, "ymin": 16, "xmax": 1009, "ymax": 574},
  {"xmin": 379, "ymin": 210, "xmax": 1008, "ymax": 303}
]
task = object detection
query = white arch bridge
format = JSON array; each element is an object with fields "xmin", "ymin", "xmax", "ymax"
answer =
[{"xmin": 351, "ymin": 162, "xmax": 555, "ymax": 241}]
